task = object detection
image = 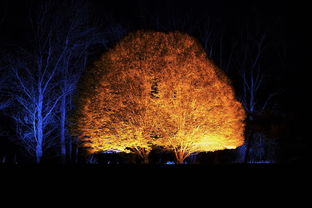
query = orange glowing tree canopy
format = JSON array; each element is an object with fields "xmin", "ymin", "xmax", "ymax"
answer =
[{"xmin": 71, "ymin": 31, "xmax": 245, "ymax": 163}]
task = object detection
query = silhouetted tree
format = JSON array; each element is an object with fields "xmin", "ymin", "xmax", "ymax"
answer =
[{"xmin": 236, "ymin": 30, "xmax": 280, "ymax": 163}]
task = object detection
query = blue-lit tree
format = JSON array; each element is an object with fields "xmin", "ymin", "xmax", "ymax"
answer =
[
  {"xmin": 52, "ymin": 1, "xmax": 105, "ymax": 162},
  {"xmin": 8, "ymin": 48, "xmax": 62, "ymax": 163},
  {"xmin": 4, "ymin": 1, "xmax": 92, "ymax": 163},
  {"xmin": 4, "ymin": 0, "xmax": 127, "ymax": 163},
  {"xmin": 55, "ymin": 8, "xmax": 127, "ymax": 163},
  {"xmin": 236, "ymin": 31, "xmax": 280, "ymax": 163}
]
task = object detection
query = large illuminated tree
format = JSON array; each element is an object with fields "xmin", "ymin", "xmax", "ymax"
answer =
[{"xmin": 71, "ymin": 31, "xmax": 245, "ymax": 164}]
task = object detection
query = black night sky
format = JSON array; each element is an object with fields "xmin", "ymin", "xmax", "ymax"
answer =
[{"xmin": 0, "ymin": 0, "xmax": 309, "ymax": 167}]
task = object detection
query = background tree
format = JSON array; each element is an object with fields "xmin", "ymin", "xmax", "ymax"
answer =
[
  {"xmin": 51, "ymin": 0, "xmax": 107, "ymax": 163},
  {"xmin": 71, "ymin": 31, "xmax": 245, "ymax": 164},
  {"xmin": 4, "ymin": 0, "xmax": 106, "ymax": 163},
  {"xmin": 7, "ymin": 47, "xmax": 63, "ymax": 163},
  {"xmin": 236, "ymin": 29, "xmax": 280, "ymax": 163}
]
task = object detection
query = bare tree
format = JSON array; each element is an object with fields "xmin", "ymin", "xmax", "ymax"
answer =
[
  {"xmin": 4, "ymin": 0, "xmax": 127, "ymax": 163},
  {"xmin": 7, "ymin": 49, "xmax": 63, "ymax": 163},
  {"xmin": 56, "ymin": 7, "xmax": 127, "ymax": 163},
  {"xmin": 52, "ymin": 1, "xmax": 106, "ymax": 163},
  {"xmin": 198, "ymin": 22, "xmax": 238, "ymax": 77},
  {"xmin": 236, "ymin": 31, "xmax": 280, "ymax": 163},
  {"xmin": 5, "ymin": 1, "xmax": 86, "ymax": 163}
]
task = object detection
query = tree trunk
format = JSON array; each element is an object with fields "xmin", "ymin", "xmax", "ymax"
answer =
[
  {"xmin": 139, "ymin": 150, "xmax": 149, "ymax": 164},
  {"xmin": 244, "ymin": 114, "xmax": 254, "ymax": 164},
  {"xmin": 244, "ymin": 131, "xmax": 253, "ymax": 163},
  {"xmin": 175, "ymin": 158, "xmax": 184, "ymax": 164},
  {"xmin": 175, "ymin": 152, "xmax": 186, "ymax": 164},
  {"xmin": 35, "ymin": 143, "xmax": 43, "ymax": 164},
  {"xmin": 60, "ymin": 95, "xmax": 66, "ymax": 163},
  {"xmin": 142, "ymin": 156, "xmax": 149, "ymax": 164},
  {"xmin": 134, "ymin": 148, "xmax": 149, "ymax": 164},
  {"xmin": 36, "ymin": 93, "xmax": 44, "ymax": 164}
]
